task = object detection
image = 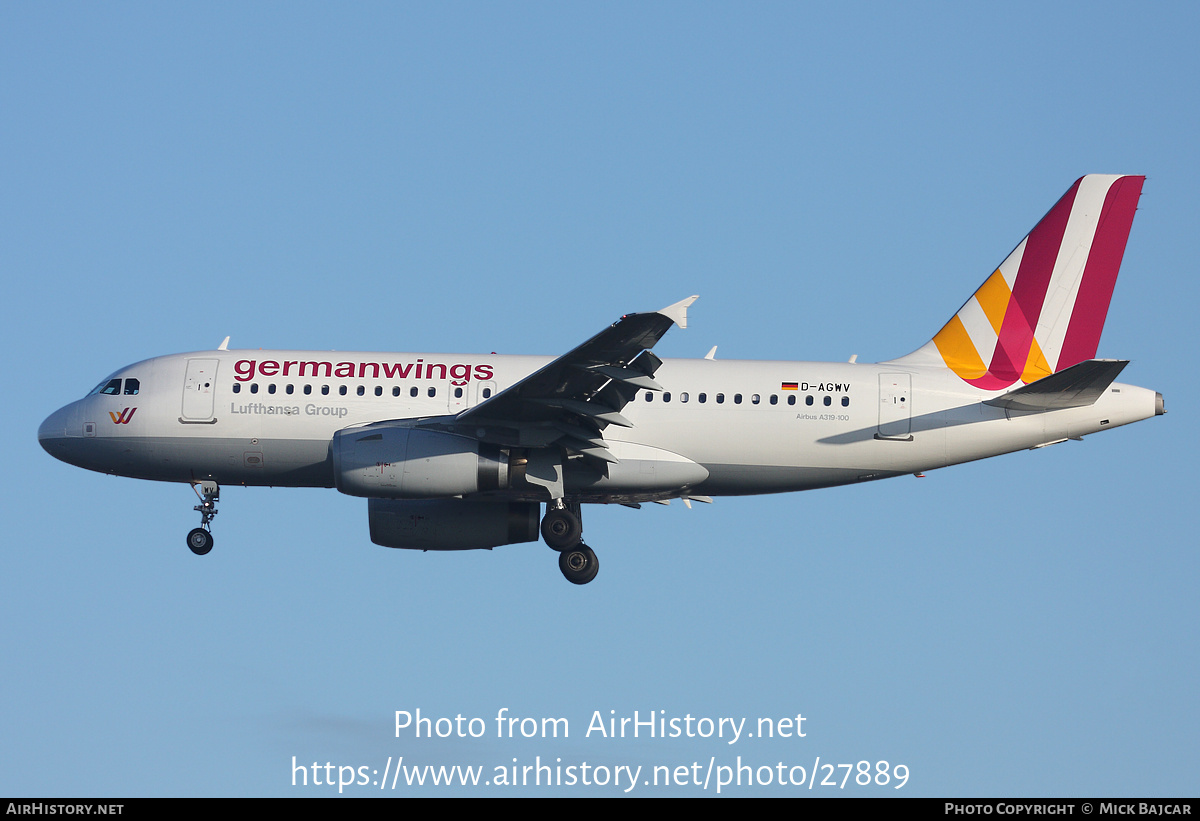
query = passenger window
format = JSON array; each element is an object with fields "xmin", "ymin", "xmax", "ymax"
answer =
[
  {"xmin": 483, "ymin": 388, "xmax": 492, "ymax": 398},
  {"xmin": 375, "ymin": 386, "xmax": 383, "ymax": 397},
  {"xmin": 321, "ymin": 385, "xmax": 330, "ymax": 396},
  {"xmin": 734, "ymin": 394, "xmax": 742, "ymax": 404},
  {"xmin": 428, "ymin": 387, "xmax": 436, "ymax": 397},
  {"xmin": 645, "ymin": 393, "xmax": 653, "ymax": 402},
  {"xmin": 824, "ymin": 396, "xmax": 832, "ymax": 406},
  {"xmin": 304, "ymin": 385, "xmax": 312, "ymax": 395},
  {"xmin": 268, "ymin": 384, "xmax": 277, "ymax": 394},
  {"xmin": 250, "ymin": 384, "xmax": 259, "ymax": 394},
  {"xmin": 392, "ymin": 387, "xmax": 400, "ymax": 397},
  {"xmin": 716, "ymin": 393, "xmax": 725, "ymax": 404},
  {"xmin": 357, "ymin": 386, "xmax": 365, "ymax": 396},
  {"xmin": 124, "ymin": 379, "xmax": 140, "ymax": 395},
  {"xmin": 663, "ymin": 392, "xmax": 671, "ymax": 403},
  {"xmin": 769, "ymin": 395, "xmax": 778, "ymax": 405},
  {"xmin": 410, "ymin": 387, "xmax": 418, "ymax": 397},
  {"xmin": 805, "ymin": 395, "xmax": 813, "ymax": 406},
  {"xmin": 751, "ymin": 394, "xmax": 760, "ymax": 404},
  {"xmin": 286, "ymin": 384, "xmax": 294, "ymax": 395},
  {"xmin": 788, "ymin": 395, "xmax": 796, "ymax": 405},
  {"xmin": 454, "ymin": 387, "xmax": 463, "ymax": 398},
  {"xmin": 842, "ymin": 396, "xmax": 850, "ymax": 407},
  {"xmin": 698, "ymin": 393, "xmax": 707, "ymax": 403},
  {"xmin": 232, "ymin": 383, "xmax": 241, "ymax": 394},
  {"xmin": 680, "ymin": 392, "xmax": 689, "ymax": 403},
  {"xmin": 339, "ymin": 386, "xmax": 347, "ymax": 396}
]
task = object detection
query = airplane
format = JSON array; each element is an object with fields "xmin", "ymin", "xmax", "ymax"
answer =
[{"xmin": 39, "ymin": 175, "xmax": 1164, "ymax": 585}]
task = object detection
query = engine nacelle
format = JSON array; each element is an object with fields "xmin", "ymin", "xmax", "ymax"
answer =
[
  {"xmin": 333, "ymin": 426, "xmax": 509, "ymax": 498},
  {"xmin": 368, "ymin": 498, "xmax": 540, "ymax": 551}
]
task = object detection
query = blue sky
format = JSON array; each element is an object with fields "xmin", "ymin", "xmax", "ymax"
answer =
[{"xmin": 3, "ymin": 2, "xmax": 1196, "ymax": 796}]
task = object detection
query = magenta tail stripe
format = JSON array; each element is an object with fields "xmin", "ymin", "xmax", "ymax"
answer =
[
  {"xmin": 1057, "ymin": 176, "xmax": 1144, "ymax": 369},
  {"xmin": 986, "ymin": 178, "xmax": 1082, "ymax": 382}
]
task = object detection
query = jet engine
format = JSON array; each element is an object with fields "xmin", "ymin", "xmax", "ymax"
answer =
[
  {"xmin": 368, "ymin": 498, "xmax": 540, "ymax": 551},
  {"xmin": 333, "ymin": 426, "xmax": 510, "ymax": 498}
]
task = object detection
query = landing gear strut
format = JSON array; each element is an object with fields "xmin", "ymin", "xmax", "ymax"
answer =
[
  {"xmin": 187, "ymin": 481, "xmax": 219, "ymax": 556},
  {"xmin": 542, "ymin": 501, "xmax": 599, "ymax": 585}
]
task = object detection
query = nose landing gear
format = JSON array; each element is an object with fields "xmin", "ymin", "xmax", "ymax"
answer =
[
  {"xmin": 187, "ymin": 481, "xmax": 219, "ymax": 556},
  {"xmin": 187, "ymin": 527, "xmax": 213, "ymax": 555}
]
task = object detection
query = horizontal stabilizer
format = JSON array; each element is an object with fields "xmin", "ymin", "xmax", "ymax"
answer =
[{"xmin": 984, "ymin": 359, "xmax": 1128, "ymax": 412}]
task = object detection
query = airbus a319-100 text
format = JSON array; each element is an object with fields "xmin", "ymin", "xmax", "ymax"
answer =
[{"xmin": 40, "ymin": 175, "xmax": 1164, "ymax": 584}]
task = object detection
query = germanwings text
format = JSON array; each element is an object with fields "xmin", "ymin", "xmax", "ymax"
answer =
[{"xmin": 234, "ymin": 358, "xmax": 494, "ymax": 386}]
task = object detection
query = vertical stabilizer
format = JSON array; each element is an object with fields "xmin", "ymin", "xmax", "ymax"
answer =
[{"xmin": 891, "ymin": 175, "xmax": 1144, "ymax": 390}]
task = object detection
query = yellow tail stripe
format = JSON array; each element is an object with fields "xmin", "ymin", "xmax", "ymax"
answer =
[
  {"xmin": 1021, "ymin": 337, "xmax": 1052, "ymax": 384},
  {"xmin": 933, "ymin": 315, "xmax": 988, "ymax": 380},
  {"xmin": 975, "ymin": 270, "xmax": 1012, "ymax": 333}
]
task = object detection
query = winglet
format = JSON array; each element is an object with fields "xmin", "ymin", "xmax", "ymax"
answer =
[
  {"xmin": 658, "ymin": 295, "xmax": 699, "ymax": 329},
  {"xmin": 217, "ymin": 336, "xmax": 230, "ymax": 351}
]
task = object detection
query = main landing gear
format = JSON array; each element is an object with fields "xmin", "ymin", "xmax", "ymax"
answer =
[
  {"xmin": 186, "ymin": 481, "xmax": 219, "ymax": 556},
  {"xmin": 542, "ymin": 502, "xmax": 599, "ymax": 585}
]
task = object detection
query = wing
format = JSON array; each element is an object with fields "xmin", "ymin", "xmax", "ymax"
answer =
[{"xmin": 422, "ymin": 295, "xmax": 697, "ymax": 469}]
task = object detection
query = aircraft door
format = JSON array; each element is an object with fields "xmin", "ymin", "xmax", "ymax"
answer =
[
  {"xmin": 877, "ymin": 373, "xmax": 912, "ymax": 439},
  {"xmin": 182, "ymin": 358, "xmax": 219, "ymax": 422}
]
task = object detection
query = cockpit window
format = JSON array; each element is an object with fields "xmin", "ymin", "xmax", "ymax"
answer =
[
  {"xmin": 89, "ymin": 378, "xmax": 124, "ymax": 396},
  {"xmin": 124, "ymin": 378, "xmax": 140, "ymax": 395}
]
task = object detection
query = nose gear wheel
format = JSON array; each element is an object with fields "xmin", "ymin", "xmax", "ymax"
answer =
[{"xmin": 186, "ymin": 481, "xmax": 219, "ymax": 556}]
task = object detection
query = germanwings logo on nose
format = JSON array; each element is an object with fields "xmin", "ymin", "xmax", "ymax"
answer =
[{"xmin": 109, "ymin": 408, "xmax": 137, "ymax": 425}]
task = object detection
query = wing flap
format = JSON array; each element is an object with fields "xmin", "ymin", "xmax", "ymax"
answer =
[{"xmin": 583, "ymin": 364, "xmax": 664, "ymax": 391}]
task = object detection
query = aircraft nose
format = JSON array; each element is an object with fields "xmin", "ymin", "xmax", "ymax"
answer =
[{"xmin": 38, "ymin": 405, "xmax": 72, "ymax": 459}]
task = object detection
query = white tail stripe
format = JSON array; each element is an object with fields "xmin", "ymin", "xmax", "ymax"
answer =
[{"xmin": 1036, "ymin": 174, "xmax": 1119, "ymax": 369}]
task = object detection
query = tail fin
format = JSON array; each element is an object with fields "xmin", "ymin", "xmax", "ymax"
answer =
[{"xmin": 892, "ymin": 175, "xmax": 1144, "ymax": 390}]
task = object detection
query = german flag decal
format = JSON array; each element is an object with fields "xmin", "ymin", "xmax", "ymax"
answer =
[{"xmin": 781, "ymin": 382, "xmax": 798, "ymax": 391}]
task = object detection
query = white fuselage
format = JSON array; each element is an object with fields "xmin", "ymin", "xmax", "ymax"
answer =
[{"xmin": 38, "ymin": 348, "xmax": 1160, "ymax": 501}]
